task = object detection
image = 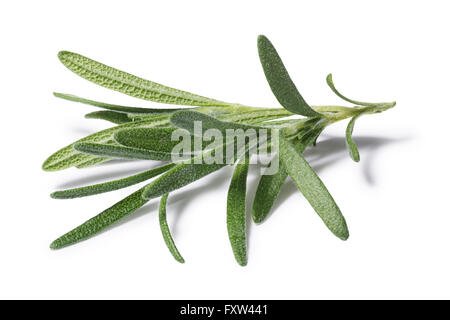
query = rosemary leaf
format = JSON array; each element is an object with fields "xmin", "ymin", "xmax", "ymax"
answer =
[
  {"xmin": 252, "ymin": 128, "xmax": 323, "ymax": 223},
  {"xmin": 257, "ymin": 35, "xmax": 321, "ymax": 117},
  {"xmin": 58, "ymin": 51, "xmax": 230, "ymax": 106},
  {"xmin": 252, "ymin": 154, "xmax": 287, "ymax": 224},
  {"xmin": 114, "ymin": 127, "xmax": 182, "ymax": 152},
  {"xmin": 85, "ymin": 110, "xmax": 132, "ymax": 124},
  {"xmin": 54, "ymin": 92, "xmax": 185, "ymax": 114},
  {"xmin": 227, "ymin": 159, "xmax": 249, "ymax": 266},
  {"xmin": 74, "ymin": 142, "xmax": 173, "ymax": 161},
  {"xmin": 159, "ymin": 194, "xmax": 185, "ymax": 263},
  {"xmin": 42, "ymin": 116, "xmax": 169, "ymax": 171},
  {"xmin": 326, "ymin": 74, "xmax": 395, "ymax": 108},
  {"xmin": 50, "ymin": 188, "xmax": 149, "ymax": 249},
  {"xmin": 278, "ymin": 134, "xmax": 349, "ymax": 240},
  {"xmin": 345, "ymin": 114, "xmax": 361, "ymax": 162},
  {"xmin": 51, "ymin": 163, "xmax": 175, "ymax": 199}
]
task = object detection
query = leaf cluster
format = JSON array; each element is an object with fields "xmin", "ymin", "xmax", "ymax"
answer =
[{"xmin": 44, "ymin": 36, "xmax": 395, "ymax": 265}]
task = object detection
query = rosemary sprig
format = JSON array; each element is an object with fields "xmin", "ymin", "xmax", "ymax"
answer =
[{"xmin": 44, "ymin": 35, "xmax": 395, "ymax": 265}]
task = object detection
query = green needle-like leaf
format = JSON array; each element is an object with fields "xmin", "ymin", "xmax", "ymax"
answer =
[
  {"xmin": 50, "ymin": 188, "xmax": 149, "ymax": 249},
  {"xmin": 74, "ymin": 142, "xmax": 173, "ymax": 161},
  {"xmin": 252, "ymin": 154, "xmax": 288, "ymax": 224},
  {"xmin": 159, "ymin": 194, "xmax": 185, "ymax": 263},
  {"xmin": 345, "ymin": 114, "xmax": 361, "ymax": 162},
  {"xmin": 257, "ymin": 35, "xmax": 321, "ymax": 117},
  {"xmin": 115, "ymin": 127, "xmax": 211, "ymax": 156},
  {"xmin": 42, "ymin": 116, "xmax": 170, "ymax": 171},
  {"xmin": 85, "ymin": 110, "xmax": 132, "ymax": 124},
  {"xmin": 326, "ymin": 74, "xmax": 396, "ymax": 108},
  {"xmin": 114, "ymin": 127, "xmax": 182, "ymax": 152},
  {"xmin": 58, "ymin": 51, "xmax": 230, "ymax": 106},
  {"xmin": 227, "ymin": 159, "xmax": 249, "ymax": 266},
  {"xmin": 252, "ymin": 128, "xmax": 322, "ymax": 223},
  {"xmin": 278, "ymin": 134, "xmax": 349, "ymax": 240},
  {"xmin": 51, "ymin": 163, "xmax": 175, "ymax": 199},
  {"xmin": 54, "ymin": 92, "xmax": 187, "ymax": 114}
]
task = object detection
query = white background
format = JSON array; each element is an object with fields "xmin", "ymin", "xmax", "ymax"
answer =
[{"xmin": 1, "ymin": 0, "xmax": 449, "ymax": 299}]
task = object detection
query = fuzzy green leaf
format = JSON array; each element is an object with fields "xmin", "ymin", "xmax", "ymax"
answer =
[
  {"xmin": 257, "ymin": 35, "xmax": 321, "ymax": 117},
  {"xmin": 278, "ymin": 134, "xmax": 349, "ymax": 240},
  {"xmin": 85, "ymin": 110, "xmax": 132, "ymax": 124},
  {"xmin": 58, "ymin": 51, "xmax": 230, "ymax": 106},
  {"xmin": 252, "ymin": 128, "xmax": 322, "ymax": 223},
  {"xmin": 74, "ymin": 142, "xmax": 173, "ymax": 161},
  {"xmin": 51, "ymin": 163, "xmax": 175, "ymax": 199},
  {"xmin": 42, "ymin": 116, "xmax": 169, "ymax": 171},
  {"xmin": 326, "ymin": 74, "xmax": 396, "ymax": 108},
  {"xmin": 114, "ymin": 127, "xmax": 182, "ymax": 152},
  {"xmin": 115, "ymin": 127, "xmax": 212, "ymax": 156},
  {"xmin": 54, "ymin": 92, "xmax": 187, "ymax": 114},
  {"xmin": 227, "ymin": 159, "xmax": 249, "ymax": 266},
  {"xmin": 345, "ymin": 114, "xmax": 361, "ymax": 162},
  {"xmin": 159, "ymin": 194, "xmax": 185, "ymax": 263},
  {"xmin": 252, "ymin": 154, "xmax": 288, "ymax": 224},
  {"xmin": 50, "ymin": 188, "xmax": 149, "ymax": 249}
]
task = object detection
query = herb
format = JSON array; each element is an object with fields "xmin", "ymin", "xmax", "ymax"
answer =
[{"xmin": 44, "ymin": 35, "xmax": 395, "ymax": 265}]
